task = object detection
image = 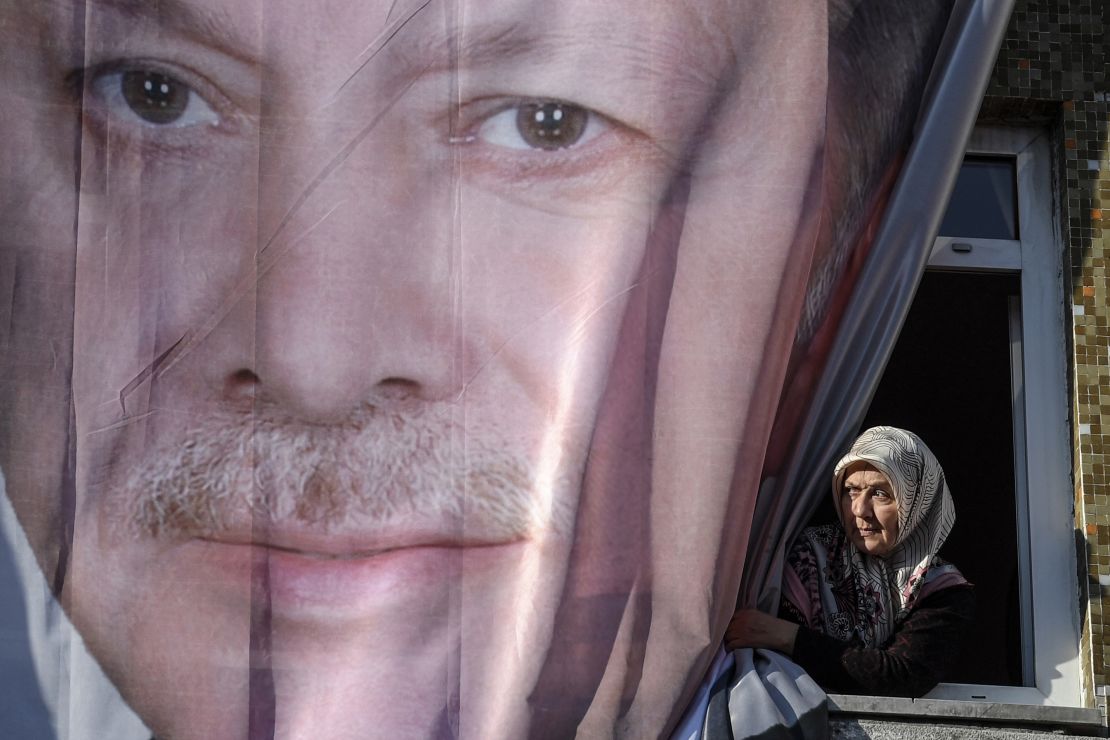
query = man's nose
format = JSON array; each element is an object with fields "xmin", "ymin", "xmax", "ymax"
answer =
[
  {"xmin": 251, "ymin": 253, "xmax": 458, "ymax": 420},
  {"xmin": 222, "ymin": 124, "xmax": 461, "ymax": 421}
]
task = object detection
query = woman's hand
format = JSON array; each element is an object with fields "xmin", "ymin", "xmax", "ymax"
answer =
[{"xmin": 724, "ymin": 609, "xmax": 799, "ymax": 654}]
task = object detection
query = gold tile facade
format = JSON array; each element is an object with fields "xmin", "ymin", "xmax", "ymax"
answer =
[{"xmin": 983, "ymin": 0, "xmax": 1108, "ymax": 709}]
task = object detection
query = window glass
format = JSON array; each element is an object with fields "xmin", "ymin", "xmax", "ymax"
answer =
[
  {"xmin": 938, "ymin": 157, "xmax": 1019, "ymax": 239},
  {"xmin": 862, "ymin": 271, "xmax": 1024, "ymax": 687}
]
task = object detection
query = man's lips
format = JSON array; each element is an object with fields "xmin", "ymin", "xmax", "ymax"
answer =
[
  {"xmin": 174, "ymin": 527, "xmax": 527, "ymax": 621},
  {"xmin": 196, "ymin": 527, "xmax": 518, "ymax": 559}
]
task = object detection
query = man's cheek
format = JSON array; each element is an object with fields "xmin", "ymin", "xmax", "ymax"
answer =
[
  {"xmin": 457, "ymin": 190, "xmax": 651, "ymax": 407},
  {"xmin": 70, "ymin": 152, "xmax": 259, "ymax": 397},
  {"xmin": 0, "ymin": 110, "xmax": 82, "ymax": 568}
]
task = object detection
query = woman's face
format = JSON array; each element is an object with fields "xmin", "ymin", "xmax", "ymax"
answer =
[{"xmin": 839, "ymin": 464, "xmax": 900, "ymax": 557}]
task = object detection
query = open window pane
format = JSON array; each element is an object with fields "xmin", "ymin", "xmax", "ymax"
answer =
[
  {"xmin": 861, "ymin": 270, "xmax": 1024, "ymax": 687},
  {"xmin": 938, "ymin": 157, "xmax": 1019, "ymax": 240}
]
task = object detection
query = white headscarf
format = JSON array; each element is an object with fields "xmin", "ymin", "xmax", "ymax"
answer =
[
  {"xmin": 835, "ymin": 425, "xmax": 960, "ymax": 644},
  {"xmin": 785, "ymin": 426, "xmax": 962, "ymax": 647}
]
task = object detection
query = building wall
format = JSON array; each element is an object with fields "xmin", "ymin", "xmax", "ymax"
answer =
[{"xmin": 982, "ymin": 0, "xmax": 1108, "ymax": 712}]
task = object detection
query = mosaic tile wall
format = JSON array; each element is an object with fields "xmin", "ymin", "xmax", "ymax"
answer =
[{"xmin": 981, "ymin": 0, "xmax": 1109, "ymax": 709}]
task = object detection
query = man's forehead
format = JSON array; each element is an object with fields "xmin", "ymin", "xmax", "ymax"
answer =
[{"xmin": 25, "ymin": 0, "xmax": 752, "ymax": 73}]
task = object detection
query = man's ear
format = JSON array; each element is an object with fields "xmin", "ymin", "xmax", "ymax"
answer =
[{"xmin": 762, "ymin": 155, "xmax": 903, "ymax": 475}]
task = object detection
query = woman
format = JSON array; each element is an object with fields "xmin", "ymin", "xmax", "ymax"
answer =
[{"xmin": 725, "ymin": 426, "xmax": 974, "ymax": 696}]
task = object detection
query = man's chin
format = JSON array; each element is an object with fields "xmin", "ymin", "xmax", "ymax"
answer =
[{"xmin": 64, "ymin": 530, "xmax": 572, "ymax": 739}]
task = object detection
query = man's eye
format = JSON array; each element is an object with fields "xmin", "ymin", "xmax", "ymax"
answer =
[
  {"xmin": 476, "ymin": 101, "xmax": 605, "ymax": 151},
  {"xmin": 88, "ymin": 68, "xmax": 220, "ymax": 128}
]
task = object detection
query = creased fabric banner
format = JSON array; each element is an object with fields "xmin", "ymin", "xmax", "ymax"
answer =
[
  {"xmin": 682, "ymin": 2, "xmax": 1015, "ymax": 738},
  {"xmin": 0, "ymin": 0, "xmax": 1004, "ymax": 738}
]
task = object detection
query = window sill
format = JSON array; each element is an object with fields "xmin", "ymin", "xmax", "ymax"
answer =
[{"xmin": 827, "ymin": 693, "xmax": 1105, "ymax": 737}]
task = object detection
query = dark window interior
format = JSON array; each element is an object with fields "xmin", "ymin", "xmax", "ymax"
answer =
[{"xmin": 806, "ymin": 270, "xmax": 1025, "ymax": 687}]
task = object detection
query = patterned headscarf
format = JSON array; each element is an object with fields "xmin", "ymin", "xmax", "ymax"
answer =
[{"xmin": 784, "ymin": 426, "xmax": 963, "ymax": 647}]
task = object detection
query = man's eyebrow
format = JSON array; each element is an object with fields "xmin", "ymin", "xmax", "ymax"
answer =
[
  {"xmin": 369, "ymin": 20, "xmax": 546, "ymax": 78},
  {"xmin": 419, "ymin": 20, "xmax": 719, "ymax": 96},
  {"xmin": 441, "ymin": 23, "xmax": 544, "ymax": 66},
  {"xmin": 333, "ymin": 19, "xmax": 555, "ymax": 102},
  {"xmin": 86, "ymin": 0, "xmax": 258, "ymax": 64}
]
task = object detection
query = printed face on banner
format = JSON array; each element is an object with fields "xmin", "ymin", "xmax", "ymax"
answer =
[{"xmin": 0, "ymin": 0, "xmax": 837, "ymax": 737}]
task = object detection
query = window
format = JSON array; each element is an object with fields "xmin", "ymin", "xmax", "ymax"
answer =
[
  {"xmin": 937, "ymin": 155, "xmax": 1020, "ymax": 240},
  {"xmin": 862, "ymin": 128, "xmax": 1081, "ymax": 705}
]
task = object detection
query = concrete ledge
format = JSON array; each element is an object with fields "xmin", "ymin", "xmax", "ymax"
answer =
[
  {"xmin": 827, "ymin": 694, "xmax": 1106, "ymax": 737},
  {"xmin": 830, "ymin": 717, "xmax": 1100, "ymax": 739}
]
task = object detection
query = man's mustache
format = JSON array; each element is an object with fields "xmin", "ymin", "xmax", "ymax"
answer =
[{"xmin": 122, "ymin": 402, "xmax": 572, "ymax": 542}]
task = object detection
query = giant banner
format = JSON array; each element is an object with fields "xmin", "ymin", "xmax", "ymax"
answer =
[{"xmin": 0, "ymin": 1, "xmax": 1008, "ymax": 737}]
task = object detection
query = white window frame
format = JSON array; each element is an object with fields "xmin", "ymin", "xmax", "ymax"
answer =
[{"xmin": 918, "ymin": 126, "xmax": 1081, "ymax": 706}]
